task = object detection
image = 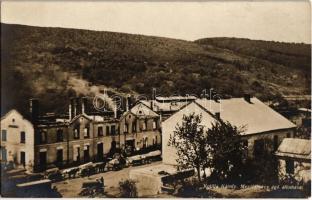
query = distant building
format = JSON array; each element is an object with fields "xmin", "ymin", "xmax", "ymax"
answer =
[
  {"xmin": 34, "ymin": 111, "xmax": 120, "ymax": 171},
  {"xmin": 32, "ymin": 97, "xmax": 121, "ymax": 171},
  {"xmin": 275, "ymin": 138, "xmax": 310, "ymax": 184},
  {"xmin": 120, "ymin": 102, "xmax": 161, "ymax": 155},
  {"xmin": 30, "ymin": 97, "xmax": 161, "ymax": 171},
  {"xmin": 141, "ymin": 95, "xmax": 197, "ymax": 121},
  {"xmin": 0, "ymin": 110, "xmax": 35, "ymax": 172},
  {"xmin": 291, "ymin": 108, "xmax": 311, "ymax": 128},
  {"xmin": 162, "ymin": 96, "xmax": 296, "ymax": 165}
]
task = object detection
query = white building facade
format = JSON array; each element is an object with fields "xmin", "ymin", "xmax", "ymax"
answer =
[
  {"xmin": 162, "ymin": 97, "xmax": 297, "ymax": 166},
  {"xmin": 0, "ymin": 110, "xmax": 35, "ymax": 172}
]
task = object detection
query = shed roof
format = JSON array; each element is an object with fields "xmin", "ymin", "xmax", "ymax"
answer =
[{"xmin": 275, "ymin": 138, "xmax": 311, "ymax": 160}]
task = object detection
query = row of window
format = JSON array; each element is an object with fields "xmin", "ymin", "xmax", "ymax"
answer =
[
  {"xmin": 97, "ymin": 125, "xmax": 117, "ymax": 137},
  {"xmin": 124, "ymin": 120, "xmax": 157, "ymax": 133},
  {"xmin": 1, "ymin": 130, "xmax": 25, "ymax": 143},
  {"xmin": 39, "ymin": 146, "xmax": 92, "ymax": 165},
  {"xmin": 0, "ymin": 147, "xmax": 25, "ymax": 166},
  {"xmin": 38, "ymin": 125, "xmax": 118, "ymax": 144}
]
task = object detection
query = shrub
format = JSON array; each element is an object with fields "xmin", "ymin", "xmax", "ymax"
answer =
[
  {"xmin": 176, "ymin": 178, "xmax": 221, "ymax": 198},
  {"xmin": 119, "ymin": 179, "xmax": 138, "ymax": 198}
]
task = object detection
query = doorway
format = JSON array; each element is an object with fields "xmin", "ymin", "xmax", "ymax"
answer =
[
  {"xmin": 57, "ymin": 149, "xmax": 63, "ymax": 165},
  {"xmin": 83, "ymin": 145, "xmax": 90, "ymax": 163},
  {"xmin": 39, "ymin": 151, "xmax": 47, "ymax": 169},
  {"xmin": 97, "ymin": 143, "xmax": 104, "ymax": 161},
  {"xmin": 74, "ymin": 146, "xmax": 80, "ymax": 163},
  {"xmin": 20, "ymin": 151, "xmax": 25, "ymax": 167},
  {"xmin": 125, "ymin": 139, "xmax": 135, "ymax": 155}
]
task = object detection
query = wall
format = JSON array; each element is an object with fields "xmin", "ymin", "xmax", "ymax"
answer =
[
  {"xmin": 129, "ymin": 171, "xmax": 162, "ymax": 197},
  {"xmin": 0, "ymin": 110, "xmax": 35, "ymax": 172},
  {"xmin": 33, "ymin": 110, "xmax": 160, "ymax": 170},
  {"xmin": 162, "ymin": 101, "xmax": 296, "ymax": 165},
  {"xmin": 120, "ymin": 112, "xmax": 161, "ymax": 150},
  {"xmin": 278, "ymin": 158, "xmax": 311, "ymax": 183},
  {"xmin": 241, "ymin": 128, "xmax": 296, "ymax": 158},
  {"xmin": 162, "ymin": 102, "xmax": 217, "ymax": 166},
  {"xmin": 34, "ymin": 115, "xmax": 122, "ymax": 168}
]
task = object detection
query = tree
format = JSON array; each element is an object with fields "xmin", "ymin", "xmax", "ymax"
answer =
[
  {"xmin": 296, "ymin": 125, "xmax": 311, "ymax": 139},
  {"xmin": 168, "ymin": 113, "xmax": 246, "ymax": 183},
  {"xmin": 168, "ymin": 113, "xmax": 208, "ymax": 182},
  {"xmin": 206, "ymin": 120, "xmax": 246, "ymax": 182}
]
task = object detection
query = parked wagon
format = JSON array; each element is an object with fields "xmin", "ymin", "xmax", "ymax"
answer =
[
  {"xmin": 45, "ymin": 167, "xmax": 63, "ymax": 182},
  {"xmin": 93, "ymin": 162, "xmax": 106, "ymax": 173},
  {"xmin": 143, "ymin": 150, "xmax": 162, "ymax": 163},
  {"xmin": 79, "ymin": 179, "xmax": 104, "ymax": 197},
  {"xmin": 78, "ymin": 162, "xmax": 94, "ymax": 177},
  {"xmin": 107, "ymin": 153, "xmax": 127, "ymax": 171},
  {"xmin": 62, "ymin": 167, "xmax": 80, "ymax": 179},
  {"xmin": 128, "ymin": 155, "xmax": 146, "ymax": 166},
  {"xmin": 107, "ymin": 158, "xmax": 120, "ymax": 171}
]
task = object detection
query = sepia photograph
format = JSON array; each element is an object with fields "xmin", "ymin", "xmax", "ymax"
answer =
[{"xmin": 0, "ymin": 1, "xmax": 311, "ymax": 198}]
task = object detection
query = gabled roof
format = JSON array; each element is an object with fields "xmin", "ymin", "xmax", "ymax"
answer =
[
  {"xmin": 128, "ymin": 102, "xmax": 159, "ymax": 118},
  {"xmin": 195, "ymin": 97, "xmax": 296, "ymax": 135},
  {"xmin": 275, "ymin": 138, "xmax": 311, "ymax": 160},
  {"xmin": 69, "ymin": 113, "xmax": 92, "ymax": 124},
  {"xmin": 162, "ymin": 101, "xmax": 217, "ymax": 129},
  {"xmin": 1, "ymin": 109, "xmax": 22, "ymax": 121},
  {"xmin": 1, "ymin": 109, "xmax": 33, "ymax": 127}
]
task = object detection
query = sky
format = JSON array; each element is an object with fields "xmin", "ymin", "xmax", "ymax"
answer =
[{"xmin": 1, "ymin": 1, "xmax": 311, "ymax": 43}]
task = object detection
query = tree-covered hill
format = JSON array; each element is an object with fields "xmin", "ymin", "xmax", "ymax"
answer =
[{"xmin": 1, "ymin": 23, "xmax": 310, "ymax": 117}]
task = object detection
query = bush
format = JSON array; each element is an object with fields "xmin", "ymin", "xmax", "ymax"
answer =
[
  {"xmin": 175, "ymin": 178, "xmax": 221, "ymax": 198},
  {"xmin": 242, "ymin": 151, "xmax": 278, "ymax": 185},
  {"xmin": 119, "ymin": 179, "xmax": 138, "ymax": 198}
]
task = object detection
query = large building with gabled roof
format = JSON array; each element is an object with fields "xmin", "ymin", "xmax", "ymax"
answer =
[
  {"xmin": 0, "ymin": 109, "xmax": 35, "ymax": 172},
  {"xmin": 119, "ymin": 102, "xmax": 161, "ymax": 155},
  {"xmin": 162, "ymin": 96, "xmax": 297, "ymax": 166}
]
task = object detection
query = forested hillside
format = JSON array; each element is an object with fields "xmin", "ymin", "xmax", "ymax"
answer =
[{"xmin": 1, "ymin": 23, "xmax": 310, "ymax": 117}]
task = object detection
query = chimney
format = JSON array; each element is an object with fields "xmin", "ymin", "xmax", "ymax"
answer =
[
  {"xmin": 81, "ymin": 97, "xmax": 87, "ymax": 114},
  {"xmin": 114, "ymin": 104, "xmax": 118, "ymax": 119},
  {"xmin": 244, "ymin": 94, "xmax": 251, "ymax": 103},
  {"xmin": 150, "ymin": 101, "xmax": 154, "ymax": 111},
  {"xmin": 214, "ymin": 96, "xmax": 220, "ymax": 103},
  {"xmin": 152, "ymin": 88, "xmax": 156, "ymax": 100},
  {"xmin": 69, "ymin": 103, "xmax": 72, "ymax": 120},
  {"xmin": 126, "ymin": 95, "xmax": 131, "ymax": 111},
  {"xmin": 215, "ymin": 112, "xmax": 220, "ymax": 120},
  {"xmin": 29, "ymin": 98, "xmax": 39, "ymax": 124},
  {"xmin": 70, "ymin": 98, "xmax": 76, "ymax": 118}
]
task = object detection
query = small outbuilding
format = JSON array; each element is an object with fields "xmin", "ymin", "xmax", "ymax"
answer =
[{"xmin": 275, "ymin": 138, "xmax": 311, "ymax": 184}]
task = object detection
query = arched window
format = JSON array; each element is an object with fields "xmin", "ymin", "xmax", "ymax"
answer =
[
  {"xmin": 84, "ymin": 125, "xmax": 89, "ymax": 138},
  {"xmin": 142, "ymin": 119, "xmax": 147, "ymax": 131},
  {"xmin": 153, "ymin": 119, "xmax": 157, "ymax": 130},
  {"xmin": 74, "ymin": 127, "xmax": 79, "ymax": 139},
  {"xmin": 40, "ymin": 130, "xmax": 47, "ymax": 144}
]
